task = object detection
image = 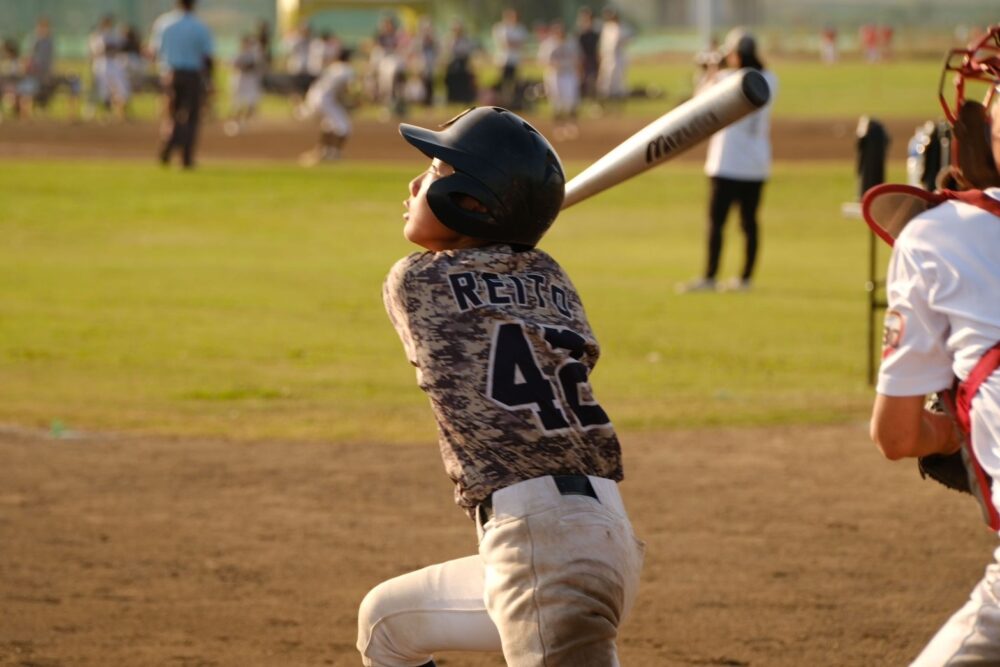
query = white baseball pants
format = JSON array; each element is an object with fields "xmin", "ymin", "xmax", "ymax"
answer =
[
  {"xmin": 317, "ymin": 100, "xmax": 351, "ymax": 137},
  {"xmin": 910, "ymin": 545, "xmax": 1000, "ymax": 665},
  {"xmin": 356, "ymin": 475, "xmax": 645, "ymax": 666}
]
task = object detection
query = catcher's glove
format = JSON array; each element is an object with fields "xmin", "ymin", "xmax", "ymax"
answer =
[
  {"xmin": 918, "ymin": 451, "xmax": 972, "ymax": 495},
  {"xmin": 917, "ymin": 391, "xmax": 971, "ymax": 494}
]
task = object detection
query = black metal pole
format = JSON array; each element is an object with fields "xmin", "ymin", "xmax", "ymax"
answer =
[{"xmin": 868, "ymin": 230, "xmax": 876, "ymax": 385}]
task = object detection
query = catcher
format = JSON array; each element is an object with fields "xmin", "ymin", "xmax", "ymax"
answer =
[
  {"xmin": 355, "ymin": 107, "xmax": 644, "ymax": 666},
  {"xmin": 864, "ymin": 24, "xmax": 1000, "ymax": 664}
]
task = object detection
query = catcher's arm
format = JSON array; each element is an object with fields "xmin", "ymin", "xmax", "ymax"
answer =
[
  {"xmin": 872, "ymin": 392, "xmax": 971, "ymax": 495},
  {"xmin": 870, "ymin": 393, "xmax": 961, "ymax": 460}
]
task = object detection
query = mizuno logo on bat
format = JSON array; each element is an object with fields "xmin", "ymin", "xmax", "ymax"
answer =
[{"xmin": 645, "ymin": 111, "xmax": 721, "ymax": 163}]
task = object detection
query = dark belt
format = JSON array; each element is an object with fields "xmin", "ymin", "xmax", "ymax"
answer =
[{"xmin": 477, "ymin": 474, "xmax": 599, "ymax": 525}]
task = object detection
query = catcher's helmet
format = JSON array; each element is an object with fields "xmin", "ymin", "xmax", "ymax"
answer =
[
  {"xmin": 399, "ymin": 107, "xmax": 565, "ymax": 248},
  {"xmin": 938, "ymin": 24, "xmax": 1000, "ymax": 188}
]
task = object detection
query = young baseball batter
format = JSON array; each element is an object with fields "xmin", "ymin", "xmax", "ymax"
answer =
[
  {"xmin": 866, "ymin": 25, "xmax": 1000, "ymax": 665},
  {"xmin": 356, "ymin": 107, "xmax": 645, "ymax": 666}
]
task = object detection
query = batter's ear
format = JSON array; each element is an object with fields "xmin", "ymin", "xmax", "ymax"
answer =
[{"xmin": 452, "ymin": 193, "xmax": 489, "ymax": 214}]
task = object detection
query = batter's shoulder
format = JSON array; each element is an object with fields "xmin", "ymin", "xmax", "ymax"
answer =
[
  {"xmin": 521, "ymin": 247, "xmax": 575, "ymax": 283},
  {"xmin": 387, "ymin": 251, "xmax": 457, "ymax": 285},
  {"xmin": 385, "ymin": 251, "xmax": 470, "ymax": 302}
]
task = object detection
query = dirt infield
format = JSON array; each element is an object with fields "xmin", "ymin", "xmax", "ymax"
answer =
[
  {"xmin": 1, "ymin": 423, "xmax": 994, "ymax": 666},
  {"xmin": 0, "ymin": 115, "xmax": 923, "ymax": 164},
  {"xmin": 0, "ymin": 114, "xmax": 974, "ymax": 666}
]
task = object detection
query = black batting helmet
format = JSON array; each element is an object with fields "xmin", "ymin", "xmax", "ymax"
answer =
[{"xmin": 398, "ymin": 107, "xmax": 565, "ymax": 248}]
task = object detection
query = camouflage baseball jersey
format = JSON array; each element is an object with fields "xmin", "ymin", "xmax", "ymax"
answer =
[{"xmin": 384, "ymin": 244, "xmax": 623, "ymax": 515}]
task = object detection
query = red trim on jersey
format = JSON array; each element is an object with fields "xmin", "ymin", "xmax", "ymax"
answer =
[
  {"xmin": 956, "ymin": 344, "xmax": 1000, "ymax": 434},
  {"xmin": 943, "ymin": 342, "xmax": 1000, "ymax": 531},
  {"xmin": 946, "ymin": 189, "xmax": 1000, "ymax": 218}
]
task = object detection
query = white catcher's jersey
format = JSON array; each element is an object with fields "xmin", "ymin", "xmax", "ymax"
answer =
[
  {"xmin": 878, "ymin": 188, "xmax": 1000, "ymax": 515},
  {"xmin": 383, "ymin": 245, "xmax": 623, "ymax": 514}
]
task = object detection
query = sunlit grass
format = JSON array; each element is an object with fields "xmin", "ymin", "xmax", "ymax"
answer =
[{"xmin": 0, "ymin": 159, "xmax": 886, "ymax": 442}]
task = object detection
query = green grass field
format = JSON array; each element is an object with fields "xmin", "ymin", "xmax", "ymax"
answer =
[
  {"xmin": 0, "ymin": 158, "xmax": 894, "ymax": 443},
  {"xmin": 41, "ymin": 56, "xmax": 944, "ymax": 123}
]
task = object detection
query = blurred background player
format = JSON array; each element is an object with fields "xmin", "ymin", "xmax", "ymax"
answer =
[
  {"xmin": 153, "ymin": 0, "xmax": 214, "ymax": 169},
  {"xmin": 16, "ymin": 17, "xmax": 55, "ymax": 118},
  {"xmin": 225, "ymin": 34, "xmax": 264, "ymax": 137},
  {"xmin": 283, "ymin": 23, "xmax": 311, "ymax": 106},
  {"xmin": 414, "ymin": 18, "xmax": 438, "ymax": 107},
  {"xmin": 677, "ymin": 28, "xmax": 778, "ymax": 293},
  {"xmin": 819, "ymin": 24, "xmax": 839, "ymax": 64},
  {"xmin": 868, "ymin": 25, "xmax": 1000, "ymax": 666},
  {"xmin": 357, "ymin": 106, "xmax": 644, "ymax": 667},
  {"xmin": 255, "ymin": 19, "xmax": 273, "ymax": 70},
  {"xmin": 370, "ymin": 15, "xmax": 406, "ymax": 119},
  {"xmin": 298, "ymin": 48, "xmax": 354, "ymax": 166},
  {"xmin": 576, "ymin": 6, "xmax": 600, "ymax": 103},
  {"xmin": 0, "ymin": 39, "xmax": 22, "ymax": 120},
  {"xmin": 491, "ymin": 8, "xmax": 527, "ymax": 108},
  {"xmin": 87, "ymin": 14, "xmax": 128, "ymax": 121},
  {"xmin": 106, "ymin": 19, "xmax": 133, "ymax": 118},
  {"xmin": 443, "ymin": 19, "xmax": 477, "ymax": 105},
  {"xmin": 596, "ymin": 6, "xmax": 630, "ymax": 114},
  {"xmin": 538, "ymin": 20, "xmax": 580, "ymax": 141}
]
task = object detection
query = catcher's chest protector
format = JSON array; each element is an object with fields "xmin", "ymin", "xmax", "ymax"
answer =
[{"xmin": 939, "ymin": 191, "xmax": 1000, "ymax": 530}]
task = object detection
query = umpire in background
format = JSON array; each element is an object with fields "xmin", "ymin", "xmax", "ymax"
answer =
[{"xmin": 154, "ymin": 0, "xmax": 214, "ymax": 169}]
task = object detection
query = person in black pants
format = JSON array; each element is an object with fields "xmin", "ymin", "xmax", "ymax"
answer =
[
  {"xmin": 150, "ymin": 0, "xmax": 214, "ymax": 169},
  {"xmin": 677, "ymin": 28, "xmax": 778, "ymax": 293},
  {"xmin": 705, "ymin": 176, "xmax": 764, "ymax": 286},
  {"xmin": 576, "ymin": 7, "xmax": 599, "ymax": 100},
  {"xmin": 160, "ymin": 69, "xmax": 208, "ymax": 167}
]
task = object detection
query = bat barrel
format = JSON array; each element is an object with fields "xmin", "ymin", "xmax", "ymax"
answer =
[
  {"xmin": 740, "ymin": 68, "xmax": 770, "ymax": 107},
  {"xmin": 561, "ymin": 68, "xmax": 771, "ymax": 210}
]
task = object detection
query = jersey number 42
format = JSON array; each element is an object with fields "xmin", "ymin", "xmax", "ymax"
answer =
[{"xmin": 487, "ymin": 321, "xmax": 611, "ymax": 433}]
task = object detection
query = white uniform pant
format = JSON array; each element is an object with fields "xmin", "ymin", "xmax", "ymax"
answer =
[
  {"xmin": 596, "ymin": 57, "xmax": 627, "ymax": 99},
  {"xmin": 232, "ymin": 74, "xmax": 262, "ymax": 110},
  {"xmin": 357, "ymin": 475, "xmax": 645, "ymax": 666},
  {"xmin": 318, "ymin": 100, "xmax": 351, "ymax": 137},
  {"xmin": 104, "ymin": 57, "xmax": 131, "ymax": 102},
  {"xmin": 544, "ymin": 71, "xmax": 580, "ymax": 116},
  {"xmin": 911, "ymin": 545, "xmax": 1000, "ymax": 665}
]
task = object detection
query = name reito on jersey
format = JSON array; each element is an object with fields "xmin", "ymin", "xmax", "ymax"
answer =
[{"xmin": 448, "ymin": 271, "xmax": 574, "ymax": 318}]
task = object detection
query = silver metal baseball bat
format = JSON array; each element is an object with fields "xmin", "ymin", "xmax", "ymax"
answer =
[{"xmin": 560, "ymin": 68, "xmax": 771, "ymax": 209}]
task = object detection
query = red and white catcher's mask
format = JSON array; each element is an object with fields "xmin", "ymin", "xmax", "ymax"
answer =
[
  {"xmin": 939, "ymin": 24, "xmax": 1000, "ymax": 190},
  {"xmin": 862, "ymin": 25, "xmax": 1000, "ymax": 246}
]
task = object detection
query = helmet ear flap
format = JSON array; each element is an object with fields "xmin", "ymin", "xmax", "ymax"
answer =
[
  {"xmin": 425, "ymin": 172, "xmax": 506, "ymax": 241},
  {"xmin": 952, "ymin": 101, "xmax": 1000, "ymax": 189}
]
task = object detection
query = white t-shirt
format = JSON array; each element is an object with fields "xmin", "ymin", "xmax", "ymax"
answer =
[
  {"xmin": 538, "ymin": 36, "xmax": 578, "ymax": 77},
  {"xmin": 306, "ymin": 61, "xmax": 353, "ymax": 109},
  {"xmin": 492, "ymin": 22, "xmax": 527, "ymax": 67},
  {"xmin": 598, "ymin": 21, "xmax": 629, "ymax": 62},
  {"xmin": 703, "ymin": 68, "xmax": 778, "ymax": 181},
  {"xmin": 877, "ymin": 188, "xmax": 1000, "ymax": 511}
]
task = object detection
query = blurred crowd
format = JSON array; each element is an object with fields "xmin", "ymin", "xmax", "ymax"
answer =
[
  {"xmin": 282, "ymin": 5, "xmax": 635, "ymax": 137},
  {"xmin": 0, "ymin": 6, "xmax": 638, "ymax": 136}
]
